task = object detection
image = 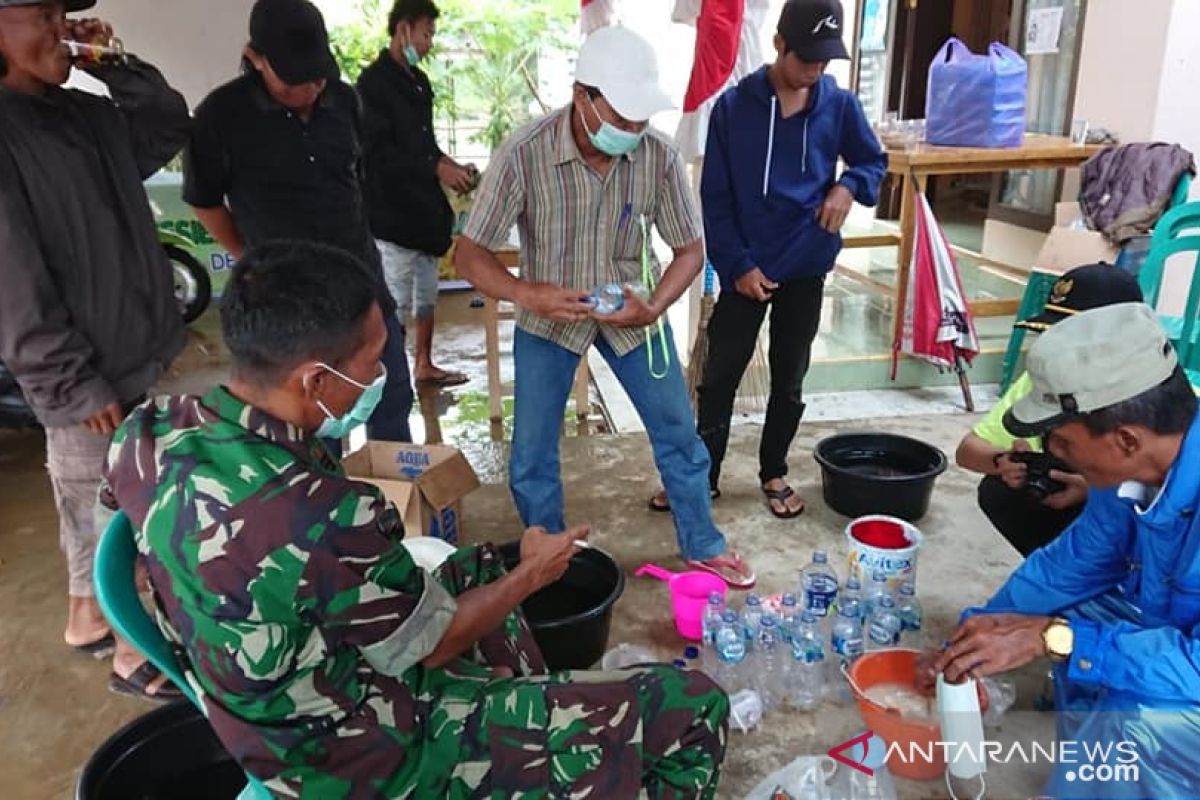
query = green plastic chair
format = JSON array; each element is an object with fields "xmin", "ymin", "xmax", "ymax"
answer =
[
  {"xmin": 1136, "ymin": 234, "xmax": 1200, "ymax": 387},
  {"xmin": 999, "ymin": 174, "xmax": 1195, "ymax": 392},
  {"xmin": 95, "ymin": 511, "xmax": 273, "ymax": 800}
]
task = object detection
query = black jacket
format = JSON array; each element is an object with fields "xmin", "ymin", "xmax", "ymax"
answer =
[
  {"xmin": 0, "ymin": 59, "xmax": 189, "ymax": 428},
  {"xmin": 357, "ymin": 51, "xmax": 454, "ymax": 257}
]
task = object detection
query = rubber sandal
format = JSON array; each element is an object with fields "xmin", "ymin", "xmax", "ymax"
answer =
[
  {"xmin": 416, "ymin": 371, "xmax": 469, "ymax": 387},
  {"xmin": 648, "ymin": 487, "xmax": 720, "ymax": 513},
  {"xmin": 762, "ymin": 485, "xmax": 805, "ymax": 519},
  {"xmin": 108, "ymin": 661, "xmax": 185, "ymax": 703},
  {"xmin": 73, "ymin": 632, "xmax": 116, "ymax": 660},
  {"xmin": 687, "ymin": 552, "xmax": 756, "ymax": 590}
]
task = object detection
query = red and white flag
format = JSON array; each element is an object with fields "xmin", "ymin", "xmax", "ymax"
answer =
[
  {"xmin": 675, "ymin": 0, "xmax": 771, "ymax": 161},
  {"xmin": 581, "ymin": 0, "xmax": 618, "ymax": 34},
  {"xmin": 892, "ymin": 191, "xmax": 980, "ymax": 375}
]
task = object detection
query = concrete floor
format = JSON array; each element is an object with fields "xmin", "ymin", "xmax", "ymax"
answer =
[{"xmin": 0, "ymin": 297, "xmax": 1056, "ymax": 799}]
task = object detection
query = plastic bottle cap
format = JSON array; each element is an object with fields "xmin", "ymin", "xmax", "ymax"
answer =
[
  {"xmin": 747, "ymin": 593, "xmax": 762, "ymax": 605},
  {"xmin": 813, "ymin": 551, "xmax": 828, "ymax": 563},
  {"xmin": 672, "ymin": 659, "xmax": 687, "ymax": 669},
  {"xmin": 684, "ymin": 646, "xmax": 700, "ymax": 660},
  {"xmin": 852, "ymin": 733, "xmax": 890, "ymax": 770}
]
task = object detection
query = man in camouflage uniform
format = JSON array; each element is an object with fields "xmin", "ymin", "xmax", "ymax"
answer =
[{"xmin": 100, "ymin": 240, "xmax": 729, "ymax": 798}]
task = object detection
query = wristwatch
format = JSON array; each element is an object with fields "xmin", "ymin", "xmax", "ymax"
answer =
[{"xmin": 1042, "ymin": 618, "xmax": 1074, "ymax": 662}]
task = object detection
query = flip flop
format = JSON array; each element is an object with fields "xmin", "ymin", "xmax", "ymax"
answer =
[
  {"xmin": 73, "ymin": 632, "xmax": 116, "ymax": 660},
  {"xmin": 648, "ymin": 488, "xmax": 720, "ymax": 513},
  {"xmin": 416, "ymin": 371, "xmax": 469, "ymax": 387},
  {"xmin": 687, "ymin": 552, "xmax": 757, "ymax": 590},
  {"xmin": 762, "ymin": 485, "xmax": 805, "ymax": 519},
  {"xmin": 108, "ymin": 661, "xmax": 185, "ymax": 703}
]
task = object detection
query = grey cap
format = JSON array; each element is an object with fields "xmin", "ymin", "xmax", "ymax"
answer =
[
  {"xmin": 0, "ymin": 0, "xmax": 97, "ymax": 10},
  {"xmin": 1004, "ymin": 302, "xmax": 1177, "ymax": 437}
]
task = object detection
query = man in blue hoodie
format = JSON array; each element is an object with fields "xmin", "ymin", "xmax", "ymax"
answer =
[
  {"xmin": 675, "ymin": 0, "xmax": 887, "ymax": 518},
  {"xmin": 928, "ymin": 303, "xmax": 1200, "ymax": 798}
]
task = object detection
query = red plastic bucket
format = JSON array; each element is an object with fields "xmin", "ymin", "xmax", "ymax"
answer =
[{"xmin": 846, "ymin": 649, "xmax": 944, "ymax": 781}]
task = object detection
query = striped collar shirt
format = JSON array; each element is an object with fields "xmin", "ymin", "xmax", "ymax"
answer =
[{"xmin": 463, "ymin": 107, "xmax": 702, "ymax": 356}]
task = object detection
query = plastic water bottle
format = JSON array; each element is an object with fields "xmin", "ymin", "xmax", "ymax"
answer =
[
  {"xmin": 741, "ymin": 593, "xmax": 765, "ymax": 645},
  {"xmin": 831, "ymin": 604, "xmax": 865, "ymax": 663},
  {"xmin": 715, "ymin": 610, "xmax": 747, "ymax": 691},
  {"xmin": 839, "ymin": 577, "xmax": 864, "ymax": 623},
  {"xmin": 789, "ymin": 611, "xmax": 826, "ymax": 710},
  {"xmin": 897, "ymin": 583, "xmax": 924, "ymax": 648},
  {"xmin": 779, "ymin": 593, "xmax": 800, "ymax": 643},
  {"xmin": 801, "ymin": 551, "xmax": 839, "ymax": 618},
  {"xmin": 590, "ymin": 283, "xmax": 625, "ymax": 315},
  {"xmin": 755, "ymin": 615, "xmax": 783, "ymax": 711},
  {"xmin": 866, "ymin": 595, "xmax": 902, "ymax": 651},
  {"xmin": 862, "ymin": 570, "xmax": 892, "ymax": 620},
  {"xmin": 701, "ymin": 592, "xmax": 726, "ymax": 672}
]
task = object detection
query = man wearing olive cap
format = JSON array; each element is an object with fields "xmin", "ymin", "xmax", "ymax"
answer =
[
  {"xmin": 456, "ymin": 25, "xmax": 755, "ymax": 589},
  {"xmin": 922, "ymin": 303, "xmax": 1200, "ymax": 798}
]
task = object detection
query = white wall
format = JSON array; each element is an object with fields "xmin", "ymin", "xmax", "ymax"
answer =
[{"xmin": 81, "ymin": 0, "xmax": 256, "ymax": 108}]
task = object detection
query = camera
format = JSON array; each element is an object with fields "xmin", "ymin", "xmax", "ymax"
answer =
[{"xmin": 1008, "ymin": 451, "xmax": 1070, "ymax": 501}]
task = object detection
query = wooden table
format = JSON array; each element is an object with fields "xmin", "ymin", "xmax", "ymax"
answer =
[
  {"xmin": 838, "ymin": 134, "xmax": 1102, "ymax": 352},
  {"xmin": 484, "ymin": 249, "xmax": 590, "ymax": 437}
]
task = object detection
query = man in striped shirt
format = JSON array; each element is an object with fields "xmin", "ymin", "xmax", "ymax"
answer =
[{"xmin": 456, "ymin": 26, "xmax": 755, "ymax": 588}]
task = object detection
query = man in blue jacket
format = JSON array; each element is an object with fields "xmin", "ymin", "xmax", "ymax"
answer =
[
  {"xmin": 655, "ymin": 0, "xmax": 887, "ymax": 518},
  {"xmin": 930, "ymin": 303, "xmax": 1200, "ymax": 798}
]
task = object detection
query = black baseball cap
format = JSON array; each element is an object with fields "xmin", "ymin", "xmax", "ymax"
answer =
[
  {"xmin": 1015, "ymin": 262, "xmax": 1144, "ymax": 332},
  {"xmin": 0, "ymin": 0, "xmax": 96, "ymax": 11},
  {"xmin": 777, "ymin": 0, "xmax": 850, "ymax": 62},
  {"xmin": 248, "ymin": 0, "xmax": 338, "ymax": 86}
]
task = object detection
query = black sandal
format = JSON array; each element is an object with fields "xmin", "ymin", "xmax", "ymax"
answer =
[
  {"xmin": 648, "ymin": 487, "xmax": 720, "ymax": 513},
  {"xmin": 73, "ymin": 632, "xmax": 116, "ymax": 660},
  {"xmin": 762, "ymin": 485, "xmax": 805, "ymax": 519},
  {"xmin": 109, "ymin": 661, "xmax": 185, "ymax": 703}
]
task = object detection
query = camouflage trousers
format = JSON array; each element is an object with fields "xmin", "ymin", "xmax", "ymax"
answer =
[{"xmin": 417, "ymin": 544, "xmax": 731, "ymax": 799}]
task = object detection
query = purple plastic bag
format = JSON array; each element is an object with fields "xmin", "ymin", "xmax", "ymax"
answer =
[{"xmin": 925, "ymin": 37, "xmax": 1028, "ymax": 148}]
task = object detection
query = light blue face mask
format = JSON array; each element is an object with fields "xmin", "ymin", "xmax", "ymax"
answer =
[
  {"xmin": 313, "ymin": 362, "xmax": 387, "ymax": 440},
  {"xmin": 582, "ymin": 96, "xmax": 645, "ymax": 157}
]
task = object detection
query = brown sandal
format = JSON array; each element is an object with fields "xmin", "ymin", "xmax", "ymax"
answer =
[{"xmin": 762, "ymin": 485, "xmax": 805, "ymax": 519}]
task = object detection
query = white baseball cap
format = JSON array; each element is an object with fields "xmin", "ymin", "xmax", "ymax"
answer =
[{"xmin": 574, "ymin": 25, "xmax": 674, "ymax": 122}]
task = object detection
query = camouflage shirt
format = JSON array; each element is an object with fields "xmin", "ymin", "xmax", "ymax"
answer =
[{"xmin": 102, "ymin": 388, "xmax": 459, "ymax": 795}]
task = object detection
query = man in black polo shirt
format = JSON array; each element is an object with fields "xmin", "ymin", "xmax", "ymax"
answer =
[
  {"xmin": 183, "ymin": 0, "xmax": 413, "ymax": 443},
  {"xmin": 358, "ymin": 0, "xmax": 474, "ymax": 387}
]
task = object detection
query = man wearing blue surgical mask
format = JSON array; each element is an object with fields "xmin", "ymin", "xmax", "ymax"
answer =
[{"xmin": 456, "ymin": 26, "xmax": 756, "ymax": 589}]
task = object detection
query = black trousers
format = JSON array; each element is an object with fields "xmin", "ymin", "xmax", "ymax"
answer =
[
  {"xmin": 696, "ymin": 275, "xmax": 825, "ymax": 488},
  {"xmin": 977, "ymin": 475, "xmax": 1084, "ymax": 557}
]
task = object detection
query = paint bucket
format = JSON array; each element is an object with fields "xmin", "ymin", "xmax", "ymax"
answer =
[
  {"xmin": 845, "ymin": 515, "xmax": 923, "ymax": 590},
  {"xmin": 635, "ymin": 564, "xmax": 727, "ymax": 640}
]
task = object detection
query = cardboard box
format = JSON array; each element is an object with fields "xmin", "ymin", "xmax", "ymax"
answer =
[
  {"xmin": 343, "ymin": 442, "xmax": 480, "ymax": 544},
  {"xmin": 1033, "ymin": 202, "xmax": 1119, "ymax": 274}
]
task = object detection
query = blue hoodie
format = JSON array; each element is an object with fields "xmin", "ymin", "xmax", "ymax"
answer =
[{"xmin": 701, "ymin": 67, "xmax": 887, "ymax": 289}]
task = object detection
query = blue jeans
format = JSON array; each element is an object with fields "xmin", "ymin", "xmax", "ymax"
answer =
[
  {"xmin": 367, "ymin": 312, "xmax": 414, "ymax": 443},
  {"xmin": 510, "ymin": 327, "xmax": 726, "ymax": 562}
]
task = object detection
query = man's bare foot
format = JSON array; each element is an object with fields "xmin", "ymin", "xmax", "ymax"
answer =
[
  {"xmin": 762, "ymin": 478, "xmax": 805, "ymax": 518},
  {"xmin": 65, "ymin": 595, "xmax": 111, "ymax": 649},
  {"xmin": 687, "ymin": 550, "xmax": 756, "ymax": 590},
  {"xmin": 110, "ymin": 640, "xmax": 180, "ymax": 700}
]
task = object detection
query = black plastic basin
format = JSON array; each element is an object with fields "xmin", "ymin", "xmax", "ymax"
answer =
[
  {"xmin": 498, "ymin": 541, "xmax": 625, "ymax": 671},
  {"xmin": 813, "ymin": 433, "xmax": 948, "ymax": 522},
  {"xmin": 77, "ymin": 702, "xmax": 247, "ymax": 800}
]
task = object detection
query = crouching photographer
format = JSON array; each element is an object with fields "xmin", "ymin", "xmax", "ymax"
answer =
[{"xmin": 954, "ymin": 263, "xmax": 1144, "ymax": 556}]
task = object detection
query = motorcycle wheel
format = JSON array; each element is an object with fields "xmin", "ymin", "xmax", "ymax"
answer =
[{"xmin": 165, "ymin": 244, "xmax": 212, "ymax": 324}]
